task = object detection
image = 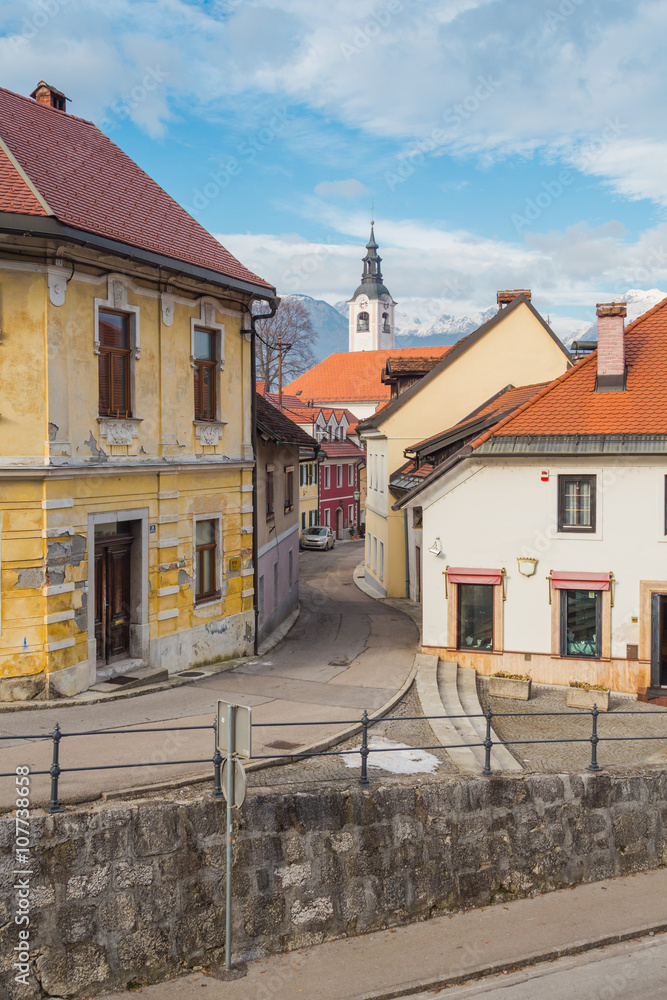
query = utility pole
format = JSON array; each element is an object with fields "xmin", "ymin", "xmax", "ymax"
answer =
[{"xmin": 278, "ymin": 337, "xmax": 283, "ymax": 411}]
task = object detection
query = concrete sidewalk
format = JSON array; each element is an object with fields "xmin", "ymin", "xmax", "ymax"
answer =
[{"xmin": 104, "ymin": 868, "xmax": 667, "ymax": 1000}]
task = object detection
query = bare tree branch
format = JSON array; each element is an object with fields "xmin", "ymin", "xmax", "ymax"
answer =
[{"xmin": 255, "ymin": 297, "xmax": 317, "ymax": 392}]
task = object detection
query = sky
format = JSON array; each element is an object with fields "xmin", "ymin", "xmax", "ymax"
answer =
[{"xmin": 2, "ymin": 0, "xmax": 667, "ymax": 341}]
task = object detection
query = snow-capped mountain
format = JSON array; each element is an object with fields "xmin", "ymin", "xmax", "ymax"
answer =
[
  {"xmin": 291, "ymin": 289, "xmax": 667, "ymax": 362},
  {"xmin": 562, "ymin": 289, "xmax": 667, "ymax": 346}
]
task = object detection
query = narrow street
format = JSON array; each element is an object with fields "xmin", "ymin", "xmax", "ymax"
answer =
[{"xmin": 0, "ymin": 543, "xmax": 417, "ymax": 809}]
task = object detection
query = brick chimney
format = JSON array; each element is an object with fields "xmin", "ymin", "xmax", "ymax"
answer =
[
  {"xmin": 497, "ymin": 289, "xmax": 531, "ymax": 310},
  {"xmin": 30, "ymin": 81, "xmax": 70, "ymax": 112},
  {"xmin": 596, "ymin": 302, "xmax": 626, "ymax": 392}
]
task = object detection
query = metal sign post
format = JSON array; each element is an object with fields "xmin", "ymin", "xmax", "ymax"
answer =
[{"xmin": 217, "ymin": 700, "xmax": 252, "ymax": 972}]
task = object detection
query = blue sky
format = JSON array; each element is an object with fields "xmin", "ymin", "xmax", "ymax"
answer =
[{"xmin": 2, "ymin": 0, "xmax": 667, "ymax": 340}]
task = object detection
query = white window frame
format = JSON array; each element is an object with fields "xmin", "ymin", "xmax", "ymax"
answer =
[
  {"xmin": 337, "ymin": 465, "xmax": 343, "ymax": 488},
  {"xmin": 324, "ymin": 466, "xmax": 331, "ymax": 490},
  {"xmin": 324, "ymin": 508, "xmax": 330, "ymax": 526},
  {"xmin": 372, "ymin": 535, "xmax": 377, "ymax": 574},
  {"xmin": 348, "ymin": 464, "xmax": 354, "ymax": 486},
  {"xmin": 379, "ymin": 540, "xmax": 384, "ymax": 581},
  {"xmin": 348, "ymin": 503, "xmax": 354, "ymax": 523}
]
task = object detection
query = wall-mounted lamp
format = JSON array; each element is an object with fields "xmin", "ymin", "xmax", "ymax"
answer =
[
  {"xmin": 428, "ymin": 538, "xmax": 442, "ymax": 556},
  {"xmin": 517, "ymin": 557, "xmax": 538, "ymax": 577}
]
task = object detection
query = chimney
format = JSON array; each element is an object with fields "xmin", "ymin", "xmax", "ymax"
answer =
[
  {"xmin": 30, "ymin": 81, "xmax": 70, "ymax": 112},
  {"xmin": 596, "ymin": 302, "xmax": 626, "ymax": 392},
  {"xmin": 497, "ymin": 289, "xmax": 531, "ymax": 310}
]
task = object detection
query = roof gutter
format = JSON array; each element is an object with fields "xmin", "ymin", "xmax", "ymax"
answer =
[
  {"xmin": 0, "ymin": 212, "xmax": 276, "ymax": 299},
  {"xmin": 247, "ymin": 295, "xmax": 280, "ymax": 655},
  {"xmin": 392, "ymin": 444, "xmax": 474, "ymax": 510},
  {"xmin": 474, "ymin": 434, "xmax": 667, "ymax": 457}
]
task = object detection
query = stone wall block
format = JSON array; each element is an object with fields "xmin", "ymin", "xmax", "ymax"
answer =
[
  {"xmin": 243, "ymin": 893, "xmax": 286, "ymax": 937},
  {"xmin": 116, "ymin": 927, "xmax": 172, "ymax": 973},
  {"xmin": 35, "ymin": 942, "xmax": 111, "ymax": 998},
  {"xmin": 132, "ymin": 805, "xmax": 182, "ymax": 858}
]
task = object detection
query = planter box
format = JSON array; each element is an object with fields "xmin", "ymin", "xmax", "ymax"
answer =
[
  {"xmin": 566, "ymin": 686, "xmax": 610, "ymax": 711},
  {"xmin": 489, "ymin": 675, "xmax": 532, "ymax": 701}
]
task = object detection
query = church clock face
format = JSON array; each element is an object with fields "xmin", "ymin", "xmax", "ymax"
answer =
[{"xmin": 358, "ymin": 297, "xmax": 368, "ymax": 308}]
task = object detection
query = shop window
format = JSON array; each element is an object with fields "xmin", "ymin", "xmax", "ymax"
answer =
[
  {"xmin": 561, "ymin": 589, "xmax": 601, "ymax": 658},
  {"xmin": 457, "ymin": 584, "xmax": 493, "ymax": 650}
]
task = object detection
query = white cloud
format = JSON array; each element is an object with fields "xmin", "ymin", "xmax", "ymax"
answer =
[{"xmin": 314, "ymin": 179, "xmax": 369, "ymax": 199}]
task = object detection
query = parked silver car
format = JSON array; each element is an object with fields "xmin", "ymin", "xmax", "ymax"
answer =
[{"xmin": 300, "ymin": 526, "xmax": 335, "ymax": 551}]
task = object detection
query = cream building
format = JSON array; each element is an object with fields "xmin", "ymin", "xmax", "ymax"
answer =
[
  {"xmin": 0, "ymin": 82, "xmax": 275, "ymax": 700},
  {"xmin": 357, "ymin": 292, "xmax": 573, "ymax": 599}
]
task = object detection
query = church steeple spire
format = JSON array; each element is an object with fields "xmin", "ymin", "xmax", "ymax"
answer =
[
  {"xmin": 347, "ymin": 223, "xmax": 397, "ymax": 352},
  {"xmin": 361, "ymin": 222, "xmax": 383, "ymax": 286}
]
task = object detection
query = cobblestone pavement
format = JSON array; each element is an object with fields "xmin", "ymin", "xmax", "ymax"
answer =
[
  {"xmin": 477, "ymin": 677, "xmax": 667, "ymax": 772},
  {"xmin": 246, "ymin": 685, "xmax": 458, "ymax": 791}
]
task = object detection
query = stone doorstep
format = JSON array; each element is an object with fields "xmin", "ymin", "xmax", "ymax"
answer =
[
  {"xmin": 638, "ymin": 688, "xmax": 667, "ymax": 707},
  {"xmin": 89, "ymin": 664, "xmax": 169, "ymax": 694}
]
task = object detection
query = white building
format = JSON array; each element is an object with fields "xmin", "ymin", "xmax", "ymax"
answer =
[
  {"xmin": 397, "ymin": 299, "xmax": 667, "ymax": 697},
  {"xmin": 348, "ymin": 224, "xmax": 396, "ymax": 352}
]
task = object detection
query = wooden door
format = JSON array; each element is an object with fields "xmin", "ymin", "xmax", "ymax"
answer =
[
  {"xmin": 336, "ymin": 507, "xmax": 343, "ymax": 539},
  {"xmin": 95, "ymin": 534, "xmax": 132, "ymax": 664}
]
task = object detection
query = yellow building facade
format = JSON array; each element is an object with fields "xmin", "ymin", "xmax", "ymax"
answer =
[
  {"xmin": 0, "ymin": 260, "xmax": 265, "ymax": 700},
  {"xmin": 0, "ymin": 80, "xmax": 278, "ymax": 701}
]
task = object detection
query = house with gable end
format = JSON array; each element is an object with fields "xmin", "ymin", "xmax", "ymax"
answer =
[
  {"xmin": 396, "ymin": 298, "xmax": 667, "ymax": 697},
  {"xmin": 0, "ymin": 81, "xmax": 276, "ymax": 700},
  {"xmin": 357, "ymin": 291, "xmax": 572, "ymax": 599}
]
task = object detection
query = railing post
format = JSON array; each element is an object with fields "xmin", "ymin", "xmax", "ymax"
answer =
[
  {"xmin": 482, "ymin": 705, "xmax": 493, "ymax": 777},
  {"xmin": 359, "ymin": 709, "xmax": 370, "ymax": 786},
  {"xmin": 213, "ymin": 715, "xmax": 224, "ymax": 798},
  {"xmin": 588, "ymin": 704, "xmax": 601, "ymax": 772},
  {"xmin": 48, "ymin": 723, "xmax": 62, "ymax": 814}
]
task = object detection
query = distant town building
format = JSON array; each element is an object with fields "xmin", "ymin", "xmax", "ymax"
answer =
[{"xmin": 348, "ymin": 224, "xmax": 396, "ymax": 352}]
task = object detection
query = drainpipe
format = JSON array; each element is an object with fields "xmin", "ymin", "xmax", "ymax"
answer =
[
  {"xmin": 403, "ymin": 507, "xmax": 410, "ymax": 600},
  {"xmin": 247, "ymin": 295, "xmax": 280, "ymax": 654}
]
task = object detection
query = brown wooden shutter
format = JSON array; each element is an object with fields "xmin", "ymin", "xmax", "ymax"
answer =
[
  {"xmin": 110, "ymin": 352, "xmax": 128, "ymax": 415},
  {"xmin": 98, "ymin": 351, "xmax": 110, "ymax": 415},
  {"xmin": 194, "ymin": 363, "xmax": 201, "ymax": 420}
]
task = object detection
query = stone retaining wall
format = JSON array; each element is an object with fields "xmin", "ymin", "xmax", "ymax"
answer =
[{"xmin": 2, "ymin": 768, "xmax": 667, "ymax": 997}]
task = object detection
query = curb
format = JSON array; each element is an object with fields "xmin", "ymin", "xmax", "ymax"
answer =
[
  {"xmin": 0, "ymin": 654, "xmax": 254, "ymax": 714},
  {"xmin": 102, "ymin": 654, "xmax": 419, "ymax": 801},
  {"xmin": 349, "ymin": 923, "xmax": 667, "ymax": 1000},
  {"xmin": 257, "ymin": 606, "xmax": 300, "ymax": 657}
]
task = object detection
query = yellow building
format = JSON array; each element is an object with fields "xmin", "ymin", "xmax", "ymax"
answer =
[
  {"xmin": 0, "ymin": 82, "xmax": 276, "ymax": 700},
  {"xmin": 357, "ymin": 292, "xmax": 572, "ymax": 598}
]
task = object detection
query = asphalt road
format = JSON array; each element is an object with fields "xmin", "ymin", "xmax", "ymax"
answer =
[{"xmin": 0, "ymin": 543, "xmax": 418, "ymax": 810}]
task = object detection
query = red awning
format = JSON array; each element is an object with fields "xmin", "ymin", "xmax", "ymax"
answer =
[
  {"xmin": 448, "ymin": 567, "xmax": 502, "ymax": 586},
  {"xmin": 551, "ymin": 571, "xmax": 610, "ymax": 591}
]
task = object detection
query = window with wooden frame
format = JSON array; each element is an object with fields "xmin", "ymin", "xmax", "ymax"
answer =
[
  {"xmin": 98, "ymin": 310, "xmax": 131, "ymax": 417},
  {"xmin": 558, "ymin": 475, "xmax": 596, "ymax": 532},
  {"xmin": 195, "ymin": 519, "xmax": 219, "ymax": 603},
  {"xmin": 266, "ymin": 465, "xmax": 275, "ymax": 520},
  {"xmin": 284, "ymin": 466, "xmax": 294, "ymax": 512},
  {"xmin": 193, "ymin": 327, "xmax": 217, "ymax": 421}
]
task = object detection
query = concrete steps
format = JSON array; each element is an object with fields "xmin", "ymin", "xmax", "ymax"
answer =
[{"xmin": 416, "ymin": 655, "xmax": 523, "ymax": 774}]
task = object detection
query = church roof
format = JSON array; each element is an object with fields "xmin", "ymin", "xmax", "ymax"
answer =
[
  {"xmin": 349, "ymin": 222, "xmax": 392, "ymax": 302},
  {"xmin": 285, "ymin": 347, "xmax": 451, "ymax": 404}
]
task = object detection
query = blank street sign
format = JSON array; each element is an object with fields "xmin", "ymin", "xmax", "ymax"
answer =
[
  {"xmin": 220, "ymin": 757, "xmax": 247, "ymax": 808},
  {"xmin": 217, "ymin": 701, "xmax": 252, "ymax": 759}
]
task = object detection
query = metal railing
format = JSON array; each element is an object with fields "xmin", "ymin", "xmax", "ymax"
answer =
[{"xmin": 2, "ymin": 703, "xmax": 666, "ymax": 814}]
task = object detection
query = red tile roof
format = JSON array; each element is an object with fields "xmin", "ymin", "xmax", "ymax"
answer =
[
  {"xmin": 409, "ymin": 382, "xmax": 551, "ymax": 453},
  {"xmin": 473, "ymin": 297, "xmax": 667, "ymax": 446},
  {"xmin": 261, "ymin": 392, "xmax": 359, "ymax": 429},
  {"xmin": 0, "ymin": 86, "xmax": 272, "ymax": 290},
  {"xmin": 285, "ymin": 347, "xmax": 451, "ymax": 403},
  {"xmin": 319, "ymin": 440, "xmax": 365, "ymax": 460},
  {"xmin": 256, "ymin": 393, "xmax": 317, "ymax": 449},
  {"xmin": 0, "ymin": 147, "xmax": 46, "ymax": 215}
]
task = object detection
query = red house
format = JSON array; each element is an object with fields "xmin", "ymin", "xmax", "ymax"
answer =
[{"xmin": 318, "ymin": 438, "xmax": 364, "ymax": 538}]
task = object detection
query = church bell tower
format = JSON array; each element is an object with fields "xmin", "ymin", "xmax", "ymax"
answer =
[{"xmin": 348, "ymin": 224, "xmax": 396, "ymax": 352}]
